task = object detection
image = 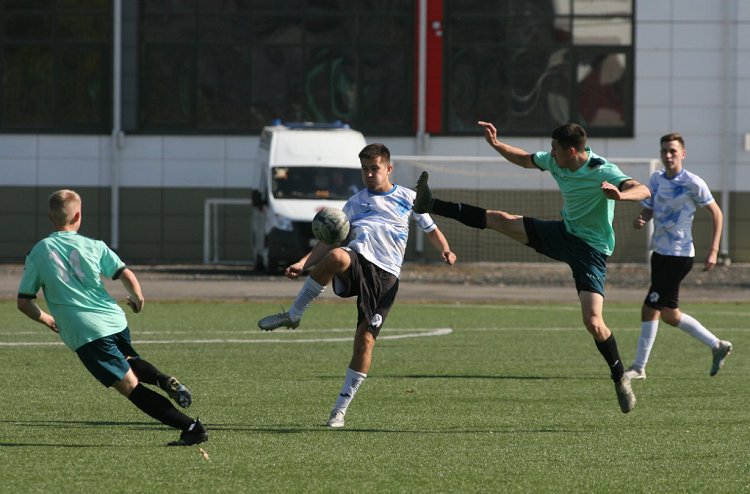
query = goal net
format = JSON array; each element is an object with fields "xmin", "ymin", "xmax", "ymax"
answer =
[{"xmin": 391, "ymin": 155, "xmax": 660, "ymax": 265}]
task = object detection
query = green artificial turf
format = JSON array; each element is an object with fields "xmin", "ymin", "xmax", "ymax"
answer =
[{"xmin": 1, "ymin": 299, "xmax": 748, "ymax": 493}]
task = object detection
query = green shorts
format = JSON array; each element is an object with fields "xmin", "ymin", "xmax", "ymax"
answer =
[
  {"xmin": 523, "ymin": 218, "xmax": 608, "ymax": 296},
  {"xmin": 75, "ymin": 328, "xmax": 140, "ymax": 387}
]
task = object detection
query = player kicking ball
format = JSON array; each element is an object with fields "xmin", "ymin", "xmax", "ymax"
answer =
[
  {"xmin": 258, "ymin": 143, "xmax": 456, "ymax": 427},
  {"xmin": 413, "ymin": 121, "xmax": 651, "ymax": 413},
  {"xmin": 17, "ymin": 190, "xmax": 207, "ymax": 446},
  {"xmin": 624, "ymin": 133, "xmax": 731, "ymax": 380}
]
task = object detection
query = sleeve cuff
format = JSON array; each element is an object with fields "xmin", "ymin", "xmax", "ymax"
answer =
[
  {"xmin": 17, "ymin": 293, "xmax": 37, "ymax": 299},
  {"xmin": 113, "ymin": 265, "xmax": 127, "ymax": 280}
]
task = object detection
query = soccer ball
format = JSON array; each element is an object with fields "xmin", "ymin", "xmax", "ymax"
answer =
[{"xmin": 312, "ymin": 207, "xmax": 350, "ymax": 245}]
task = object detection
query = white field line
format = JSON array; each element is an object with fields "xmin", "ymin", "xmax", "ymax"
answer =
[{"xmin": 0, "ymin": 328, "xmax": 453, "ymax": 346}]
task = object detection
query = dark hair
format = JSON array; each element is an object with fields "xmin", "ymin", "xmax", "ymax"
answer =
[
  {"xmin": 358, "ymin": 143, "xmax": 390, "ymax": 163},
  {"xmin": 660, "ymin": 133, "xmax": 685, "ymax": 148},
  {"xmin": 551, "ymin": 124, "xmax": 587, "ymax": 151}
]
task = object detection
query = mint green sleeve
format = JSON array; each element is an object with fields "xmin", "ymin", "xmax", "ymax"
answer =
[
  {"xmin": 99, "ymin": 241, "xmax": 126, "ymax": 279},
  {"xmin": 532, "ymin": 151, "xmax": 553, "ymax": 171},
  {"xmin": 18, "ymin": 256, "xmax": 41, "ymax": 298},
  {"xmin": 602, "ymin": 164, "xmax": 632, "ymax": 188}
]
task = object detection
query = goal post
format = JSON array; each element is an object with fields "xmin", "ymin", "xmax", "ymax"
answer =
[{"xmin": 391, "ymin": 155, "xmax": 660, "ymax": 265}]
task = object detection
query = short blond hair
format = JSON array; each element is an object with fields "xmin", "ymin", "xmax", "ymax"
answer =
[{"xmin": 48, "ymin": 189, "xmax": 81, "ymax": 225}]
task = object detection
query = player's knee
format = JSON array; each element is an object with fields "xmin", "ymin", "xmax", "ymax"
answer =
[
  {"xmin": 323, "ymin": 248, "xmax": 349, "ymax": 271},
  {"xmin": 582, "ymin": 315, "xmax": 605, "ymax": 335},
  {"xmin": 661, "ymin": 311, "xmax": 681, "ymax": 326}
]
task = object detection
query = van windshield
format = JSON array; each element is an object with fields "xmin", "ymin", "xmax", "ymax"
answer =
[{"xmin": 271, "ymin": 167, "xmax": 362, "ymax": 200}]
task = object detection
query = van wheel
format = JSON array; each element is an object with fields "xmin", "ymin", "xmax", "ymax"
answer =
[
  {"xmin": 263, "ymin": 248, "xmax": 281, "ymax": 276},
  {"xmin": 254, "ymin": 254, "xmax": 265, "ymax": 272}
]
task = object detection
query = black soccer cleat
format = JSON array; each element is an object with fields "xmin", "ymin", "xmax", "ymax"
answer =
[
  {"xmin": 164, "ymin": 376, "xmax": 193, "ymax": 409},
  {"xmin": 168, "ymin": 418, "xmax": 208, "ymax": 446},
  {"xmin": 413, "ymin": 171, "xmax": 435, "ymax": 214}
]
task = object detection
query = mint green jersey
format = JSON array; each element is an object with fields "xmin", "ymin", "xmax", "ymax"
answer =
[
  {"xmin": 532, "ymin": 148, "xmax": 631, "ymax": 256},
  {"xmin": 18, "ymin": 231, "xmax": 128, "ymax": 351}
]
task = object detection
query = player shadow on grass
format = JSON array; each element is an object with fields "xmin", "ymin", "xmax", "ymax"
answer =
[{"xmin": 380, "ymin": 374, "xmax": 599, "ymax": 380}]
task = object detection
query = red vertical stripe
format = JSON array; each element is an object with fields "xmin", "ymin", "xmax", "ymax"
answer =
[
  {"xmin": 425, "ymin": 0, "xmax": 443, "ymax": 133},
  {"xmin": 415, "ymin": 0, "xmax": 443, "ymax": 134}
]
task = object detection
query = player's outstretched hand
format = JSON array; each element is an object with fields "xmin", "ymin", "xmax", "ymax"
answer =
[
  {"xmin": 47, "ymin": 319, "xmax": 59, "ymax": 334},
  {"xmin": 442, "ymin": 251, "xmax": 457, "ymax": 265},
  {"xmin": 633, "ymin": 214, "xmax": 646, "ymax": 229},
  {"xmin": 703, "ymin": 249, "xmax": 718, "ymax": 271},
  {"xmin": 127, "ymin": 296, "xmax": 144, "ymax": 313},
  {"xmin": 478, "ymin": 121, "xmax": 498, "ymax": 145},
  {"xmin": 286, "ymin": 262, "xmax": 305, "ymax": 279},
  {"xmin": 600, "ymin": 181, "xmax": 622, "ymax": 200}
]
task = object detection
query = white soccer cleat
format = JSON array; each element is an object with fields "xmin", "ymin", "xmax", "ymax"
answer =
[
  {"xmin": 614, "ymin": 374, "xmax": 636, "ymax": 413},
  {"xmin": 325, "ymin": 409, "xmax": 346, "ymax": 428},
  {"xmin": 624, "ymin": 366, "xmax": 646, "ymax": 380},
  {"xmin": 258, "ymin": 306, "xmax": 300, "ymax": 331},
  {"xmin": 710, "ymin": 340, "xmax": 732, "ymax": 376}
]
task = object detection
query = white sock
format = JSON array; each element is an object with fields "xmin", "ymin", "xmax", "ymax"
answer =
[
  {"xmin": 632, "ymin": 320, "xmax": 659, "ymax": 371},
  {"xmin": 288, "ymin": 276, "xmax": 326, "ymax": 320},
  {"xmin": 333, "ymin": 367, "xmax": 367, "ymax": 413},
  {"xmin": 677, "ymin": 313, "xmax": 719, "ymax": 350}
]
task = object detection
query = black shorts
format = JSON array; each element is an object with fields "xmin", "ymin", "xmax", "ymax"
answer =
[
  {"xmin": 523, "ymin": 217, "xmax": 608, "ymax": 296},
  {"xmin": 332, "ymin": 247, "xmax": 399, "ymax": 339},
  {"xmin": 644, "ymin": 252, "xmax": 694, "ymax": 310}
]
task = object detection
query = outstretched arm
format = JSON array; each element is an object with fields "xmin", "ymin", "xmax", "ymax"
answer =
[
  {"xmin": 17, "ymin": 298, "xmax": 58, "ymax": 333},
  {"xmin": 119, "ymin": 268, "xmax": 145, "ymax": 313},
  {"xmin": 601, "ymin": 180, "xmax": 651, "ymax": 202},
  {"xmin": 633, "ymin": 207, "xmax": 654, "ymax": 229},
  {"xmin": 426, "ymin": 228, "xmax": 457, "ymax": 265},
  {"xmin": 703, "ymin": 201, "xmax": 723, "ymax": 271},
  {"xmin": 478, "ymin": 121, "xmax": 537, "ymax": 169},
  {"xmin": 285, "ymin": 241, "xmax": 338, "ymax": 279}
]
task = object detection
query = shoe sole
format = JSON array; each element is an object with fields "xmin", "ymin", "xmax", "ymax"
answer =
[{"xmin": 166, "ymin": 378, "xmax": 192, "ymax": 408}]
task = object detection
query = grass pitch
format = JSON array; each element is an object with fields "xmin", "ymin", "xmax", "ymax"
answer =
[{"xmin": 0, "ymin": 299, "xmax": 748, "ymax": 493}]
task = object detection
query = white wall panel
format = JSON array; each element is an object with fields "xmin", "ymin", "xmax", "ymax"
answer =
[
  {"xmin": 672, "ymin": 50, "xmax": 724, "ymax": 78},
  {"xmin": 38, "ymin": 135, "xmax": 99, "ymax": 159},
  {"xmin": 737, "ymin": 24, "xmax": 750, "ymax": 49},
  {"xmin": 163, "ymin": 136, "xmax": 225, "ymax": 160},
  {"xmin": 635, "ymin": 0, "xmax": 671, "ymax": 22},
  {"xmin": 118, "ymin": 159, "xmax": 163, "ymax": 187},
  {"xmin": 672, "ymin": 79, "xmax": 724, "ymax": 106},
  {"xmin": 636, "ymin": 50, "xmax": 670, "ymax": 78},
  {"xmin": 119, "ymin": 136, "xmax": 163, "ymax": 159},
  {"xmin": 635, "ymin": 22, "xmax": 672, "ymax": 50},
  {"xmin": 0, "ymin": 135, "xmax": 37, "ymax": 158},
  {"xmin": 0, "ymin": 159, "xmax": 37, "ymax": 185},
  {"xmin": 672, "ymin": 22, "xmax": 724, "ymax": 50},
  {"xmin": 225, "ymin": 137, "xmax": 257, "ymax": 160},
  {"xmin": 163, "ymin": 159, "xmax": 225, "ymax": 187},
  {"xmin": 671, "ymin": 107, "xmax": 723, "ymax": 134},
  {"xmin": 225, "ymin": 160, "xmax": 253, "ymax": 188},
  {"xmin": 672, "ymin": 0, "xmax": 724, "ymax": 22},
  {"xmin": 37, "ymin": 158, "xmax": 100, "ymax": 186},
  {"xmin": 635, "ymin": 78, "xmax": 671, "ymax": 105},
  {"xmin": 635, "ymin": 107, "xmax": 671, "ymax": 134}
]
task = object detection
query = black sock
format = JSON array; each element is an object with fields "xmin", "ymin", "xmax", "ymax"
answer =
[
  {"xmin": 595, "ymin": 334, "xmax": 624, "ymax": 381},
  {"xmin": 432, "ymin": 199, "xmax": 487, "ymax": 229},
  {"xmin": 128, "ymin": 384, "xmax": 193, "ymax": 430},
  {"xmin": 129, "ymin": 358, "xmax": 171, "ymax": 388}
]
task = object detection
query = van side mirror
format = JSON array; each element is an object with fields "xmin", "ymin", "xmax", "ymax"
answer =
[{"xmin": 251, "ymin": 189, "xmax": 266, "ymax": 207}]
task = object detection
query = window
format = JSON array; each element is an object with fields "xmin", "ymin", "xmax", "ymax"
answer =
[
  {"xmin": 0, "ymin": 0, "xmax": 110, "ymax": 132},
  {"xmin": 445, "ymin": 0, "xmax": 633, "ymax": 137},
  {"xmin": 139, "ymin": 1, "xmax": 415, "ymax": 134}
]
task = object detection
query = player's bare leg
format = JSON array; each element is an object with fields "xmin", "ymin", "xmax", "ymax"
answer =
[
  {"xmin": 258, "ymin": 248, "xmax": 351, "ymax": 331},
  {"xmin": 327, "ymin": 320, "xmax": 375, "ymax": 428},
  {"xmin": 580, "ymin": 291, "xmax": 635, "ymax": 413}
]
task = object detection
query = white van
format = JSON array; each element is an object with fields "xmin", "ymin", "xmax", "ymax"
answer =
[{"xmin": 250, "ymin": 121, "xmax": 367, "ymax": 274}]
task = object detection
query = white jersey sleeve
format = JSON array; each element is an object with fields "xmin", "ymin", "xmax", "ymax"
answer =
[{"xmin": 343, "ymin": 185, "xmax": 436, "ymax": 277}]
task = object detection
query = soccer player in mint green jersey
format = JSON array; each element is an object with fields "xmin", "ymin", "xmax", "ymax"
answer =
[
  {"xmin": 17, "ymin": 190, "xmax": 207, "ymax": 446},
  {"xmin": 624, "ymin": 133, "xmax": 730, "ymax": 381},
  {"xmin": 414, "ymin": 122, "xmax": 651, "ymax": 414}
]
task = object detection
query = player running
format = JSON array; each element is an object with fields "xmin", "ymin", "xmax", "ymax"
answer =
[
  {"xmin": 624, "ymin": 133, "xmax": 730, "ymax": 380},
  {"xmin": 17, "ymin": 190, "xmax": 207, "ymax": 446},
  {"xmin": 258, "ymin": 143, "xmax": 456, "ymax": 428},
  {"xmin": 413, "ymin": 121, "xmax": 651, "ymax": 413}
]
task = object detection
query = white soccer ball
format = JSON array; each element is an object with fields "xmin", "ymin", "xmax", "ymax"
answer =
[{"xmin": 312, "ymin": 207, "xmax": 350, "ymax": 245}]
